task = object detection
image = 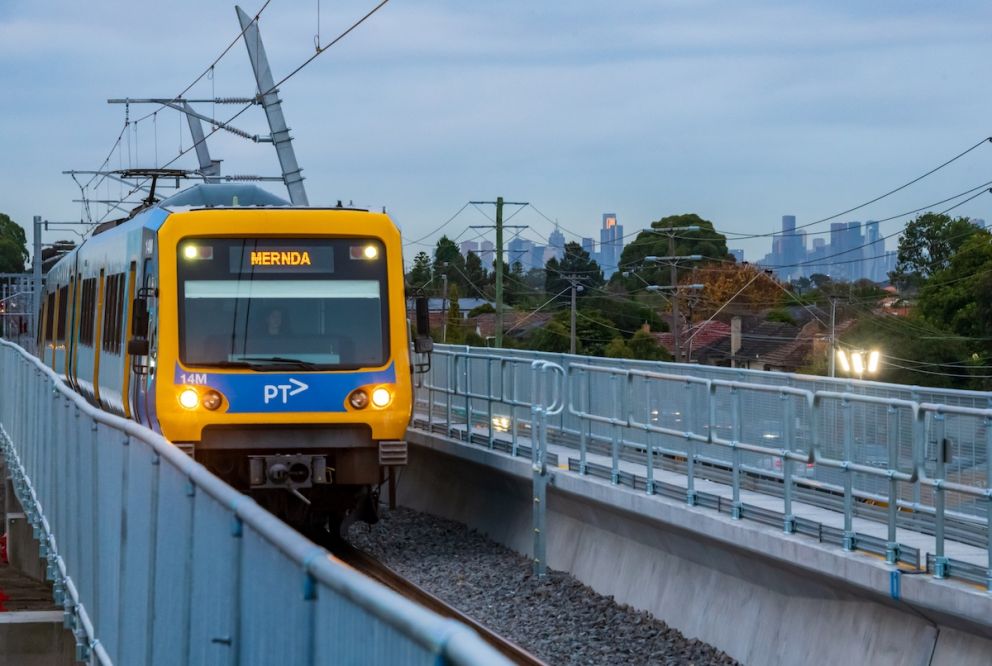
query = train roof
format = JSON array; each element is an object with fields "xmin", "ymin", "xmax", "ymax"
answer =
[{"xmin": 158, "ymin": 183, "xmax": 290, "ymax": 209}]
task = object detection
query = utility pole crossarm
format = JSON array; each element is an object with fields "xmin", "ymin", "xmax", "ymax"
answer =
[{"xmin": 469, "ymin": 198, "xmax": 528, "ymax": 348}]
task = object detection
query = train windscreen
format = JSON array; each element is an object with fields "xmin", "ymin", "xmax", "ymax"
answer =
[{"xmin": 176, "ymin": 238, "xmax": 389, "ymax": 369}]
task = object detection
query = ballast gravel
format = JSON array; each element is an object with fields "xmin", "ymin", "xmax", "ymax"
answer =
[{"xmin": 348, "ymin": 507, "xmax": 739, "ymax": 666}]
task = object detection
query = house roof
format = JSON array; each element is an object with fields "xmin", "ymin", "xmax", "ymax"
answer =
[
  {"xmin": 654, "ymin": 321, "xmax": 731, "ymax": 355},
  {"xmin": 696, "ymin": 321, "xmax": 804, "ymax": 366},
  {"xmin": 469, "ymin": 311, "xmax": 553, "ymax": 338}
]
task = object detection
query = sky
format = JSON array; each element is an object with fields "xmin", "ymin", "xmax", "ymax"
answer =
[{"xmin": 1, "ymin": 0, "xmax": 990, "ymax": 265}]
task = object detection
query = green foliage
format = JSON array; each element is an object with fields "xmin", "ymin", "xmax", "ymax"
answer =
[
  {"xmin": 408, "ymin": 251, "xmax": 432, "ymax": 289},
  {"xmin": 571, "ymin": 310, "xmax": 618, "ymax": 357},
  {"xmin": 444, "ymin": 284, "xmax": 465, "ymax": 344},
  {"xmin": 584, "ymin": 295, "xmax": 665, "ymax": 333},
  {"xmin": 0, "ymin": 213, "xmax": 28, "ymax": 273},
  {"xmin": 464, "ymin": 251, "xmax": 488, "ymax": 296},
  {"xmin": 890, "ymin": 213, "xmax": 981, "ymax": 291},
  {"xmin": 467, "ymin": 302, "xmax": 495, "ymax": 317},
  {"xmin": 545, "ymin": 242, "xmax": 605, "ymax": 304},
  {"xmin": 615, "ymin": 214, "xmax": 728, "ymax": 290},
  {"xmin": 627, "ymin": 329, "xmax": 672, "ymax": 361},
  {"xmin": 766, "ymin": 308, "xmax": 797, "ymax": 325},
  {"xmin": 842, "ymin": 317, "xmax": 981, "ymax": 389},
  {"xmin": 464, "ymin": 331, "xmax": 487, "ymax": 347},
  {"xmin": 917, "ymin": 230, "xmax": 992, "ymax": 353},
  {"xmin": 604, "ymin": 337, "xmax": 633, "ymax": 359},
  {"xmin": 526, "ymin": 319, "xmax": 572, "ymax": 353},
  {"xmin": 432, "ymin": 235, "xmax": 467, "ymax": 296}
]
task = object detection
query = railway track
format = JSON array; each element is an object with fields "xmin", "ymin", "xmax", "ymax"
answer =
[{"xmin": 332, "ymin": 542, "xmax": 547, "ymax": 666}]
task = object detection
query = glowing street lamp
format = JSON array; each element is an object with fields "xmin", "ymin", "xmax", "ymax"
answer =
[{"xmin": 836, "ymin": 349, "xmax": 881, "ymax": 380}]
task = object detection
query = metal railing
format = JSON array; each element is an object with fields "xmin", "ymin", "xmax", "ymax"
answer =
[
  {"xmin": 0, "ymin": 339, "xmax": 509, "ymax": 666},
  {"xmin": 414, "ymin": 345, "xmax": 992, "ymax": 590}
]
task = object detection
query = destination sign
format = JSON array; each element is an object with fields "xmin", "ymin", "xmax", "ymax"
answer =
[{"xmin": 229, "ymin": 246, "xmax": 334, "ymax": 273}]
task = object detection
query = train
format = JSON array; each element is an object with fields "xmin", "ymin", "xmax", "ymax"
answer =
[{"xmin": 36, "ymin": 182, "xmax": 432, "ymax": 533}]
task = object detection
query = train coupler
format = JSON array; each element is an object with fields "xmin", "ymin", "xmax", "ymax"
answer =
[{"xmin": 249, "ymin": 454, "xmax": 331, "ymax": 490}]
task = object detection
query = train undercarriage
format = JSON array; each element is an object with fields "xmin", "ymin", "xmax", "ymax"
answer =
[{"xmin": 192, "ymin": 428, "xmax": 406, "ymax": 537}]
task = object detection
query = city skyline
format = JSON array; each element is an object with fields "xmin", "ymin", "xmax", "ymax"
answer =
[{"xmin": 432, "ymin": 209, "xmax": 988, "ymax": 285}]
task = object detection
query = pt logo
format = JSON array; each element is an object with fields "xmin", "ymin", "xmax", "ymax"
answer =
[{"xmin": 263, "ymin": 378, "xmax": 309, "ymax": 404}]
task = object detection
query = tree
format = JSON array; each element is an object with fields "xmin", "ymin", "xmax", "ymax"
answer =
[
  {"xmin": 432, "ymin": 235, "xmax": 467, "ymax": 295},
  {"xmin": 545, "ymin": 242, "xmax": 605, "ymax": 304},
  {"xmin": 690, "ymin": 264, "xmax": 781, "ymax": 319},
  {"xmin": 408, "ymin": 251, "xmax": 432, "ymax": 289},
  {"xmin": 627, "ymin": 329, "xmax": 671, "ymax": 361},
  {"xmin": 917, "ymin": 230, "xmax": 992, "ymax": 352},
  {"xmin": 464, "ymin": 251, "xmax": 487, "ymax": 296},
  {"xmin": 616, "ymin": 214, "xmax": 729, "ymax": 290},
  {"xmin": 444, "ymin": 284, "xmax": 465, "ymax": 344},
  {"xmin": 0, "ymin": 213, "xmax": 28, "ymax": 273},
  {"xmin": 890, "ymin": 213, "xmax": 981, "ymax": 291},
  {"xmin": 527, "ymin": 319, "xmax": 572, "ymax": 353},
  {"xmin": 604, "ymin": 337, "xmax": 633, "ymax": 359}
]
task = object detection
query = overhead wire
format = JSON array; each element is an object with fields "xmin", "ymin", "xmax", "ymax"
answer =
[
  {"xmin": 717, "ymin": 135, "xmax": 992, "ymax": 240},
  {"xmin": 91, "ymin": 0, "xmax": 393, "ymax": 224}
]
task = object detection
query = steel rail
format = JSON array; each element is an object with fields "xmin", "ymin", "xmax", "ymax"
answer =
[{"xmin": 333, "ymin": 542, "xmax": 548, "ymax": 666}]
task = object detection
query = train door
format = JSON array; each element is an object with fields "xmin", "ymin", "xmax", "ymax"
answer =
[
  {"xmin": 131, "ymin": 257, "xmax": 159, "ymax": 430},
  {"xmin": 121, "ymin": 262, "xmax": 137, "ymax": 419}
]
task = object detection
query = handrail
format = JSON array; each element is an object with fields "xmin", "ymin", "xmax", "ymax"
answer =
[
  {"xmin": 0, "ymin": 339, "xmax": 509, "ymax": 665},
  {"xmin": 412, "ymin": 344, "xmax": 992, "ymax": 590}
]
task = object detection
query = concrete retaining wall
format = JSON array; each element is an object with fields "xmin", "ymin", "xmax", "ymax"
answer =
[{"xmin": 402, "ymin": 431, "xmax": 992, "ymax": 666}]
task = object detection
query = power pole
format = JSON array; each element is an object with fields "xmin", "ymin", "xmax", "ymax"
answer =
[
  {"xmin": 643, "ymin": 225, "xmax": 701, "ymax": 363},
  {"xmin": 495, "ymin": 197, "xmax": 504, "ymax": 347},
  {"xmin": 469, "ymin": 198, "xmax": 527, "ymax": 348},
  {"xmin": 440, "ymin": 272, "xmax": 449, "ymax": 343},
  {"xmin": 669, "ymin": 233, "xmax": 681, "ymax": 362},
  {"xmin": 32, "ymin": 216, "xmax": 42, "ymax": 343},
  {"xmin": 829, "ymin": 297, "xmax": 837, "ymax": 377},
  {"xmin": 564, "ymin": 274, "xmax": 583, "ymax": 355}
]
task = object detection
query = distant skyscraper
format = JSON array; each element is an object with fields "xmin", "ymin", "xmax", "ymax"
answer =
[
  {"xmin": 864, "ymin": 220, "xmax": 883, "ymax": 282},
  {"xmin": 480, "ymin": 240, "xmax": 495, "ymax": 267},
  {"xmin": 599, "ymin": 213, "xmax": 623, "ymax": 277},
  {"xmin": 730, "ymin": 248, "xmax": 744, "ymax": 263},
  {"xmin": 459, "ymin": 240, "xmax": 479, "ymax": 257},
  {"xmin": 548, "ymin": 224, "xmax": 566, "ymax": 262},
  {"xmin": 581, "ymin": 237, "xmax": 596, "ymax": 256},
  {"xmin": 779, "ymin": 215, "xmax": 805, "ymax": 280},
  {"xmin": 531, "ymin": 245, "xmax": 546, "ymax": 270},
  {"xmin": 507, "ymin": 237, "xmax": 532, "ymax": 270}
]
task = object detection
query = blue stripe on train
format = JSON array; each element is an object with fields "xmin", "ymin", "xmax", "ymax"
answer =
[{"xmin": 173, "ymin": 363, "xmax": 396, "ymax": 413}]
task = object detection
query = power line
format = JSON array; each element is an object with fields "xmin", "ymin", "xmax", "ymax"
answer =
[
  {"xmin": 402, "ymin": 203, "xmax": 471, "ymax": 247},
  {"xmin": 718, "ymin": 135, "xmax": 992, "ymax": 240},
  {"xmin": 87, "ymin": 0, "xmax": 393, "ymax": 225}
]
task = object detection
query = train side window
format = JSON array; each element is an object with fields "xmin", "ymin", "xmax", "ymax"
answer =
[
  {"xmin": 55, "ymin": 285, "xmax": 69, "ymax": 342},
  {"xmin": 102, "ymin": 274, "xmax": 123, "ymax": 353},
  {"xmin": 44, "ymin": 294, "xmax": 55, "ymax": 343},
  {"xmin": 79, "ymin": 278, "xmax": 98, "ymax": 347}
]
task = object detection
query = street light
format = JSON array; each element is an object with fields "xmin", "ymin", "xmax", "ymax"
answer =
[{"xmin": 836, "ymin": 349, "xmax": 880, "ymax": 380}]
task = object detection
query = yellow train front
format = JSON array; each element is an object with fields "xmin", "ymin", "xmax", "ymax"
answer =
[{"xmin": 38, "ymin": 184, "xmax": 416, "ymax": 531}]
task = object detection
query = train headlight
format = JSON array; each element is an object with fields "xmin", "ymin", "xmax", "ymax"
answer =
[
  {"xmin": 348, "ymin": 389, "xmax": 369, "ymax": 410},
  {"xmin": 371, "ymin": 387, "xmax": 392, "ymax": 408},
  {"xmin": 363, "ymin": 245, "xmax": 378, "ymax": 259},
  {"xmin": 183, "ymin": 245, "xmax": 198, "ymax": 260},
  {"xmin": 178, "ymin": 388, "xmax": 199, "ymax": 410},
  {"xmin": 202, "ymin": 390, "xmax": 223, "ymax": 411}
]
